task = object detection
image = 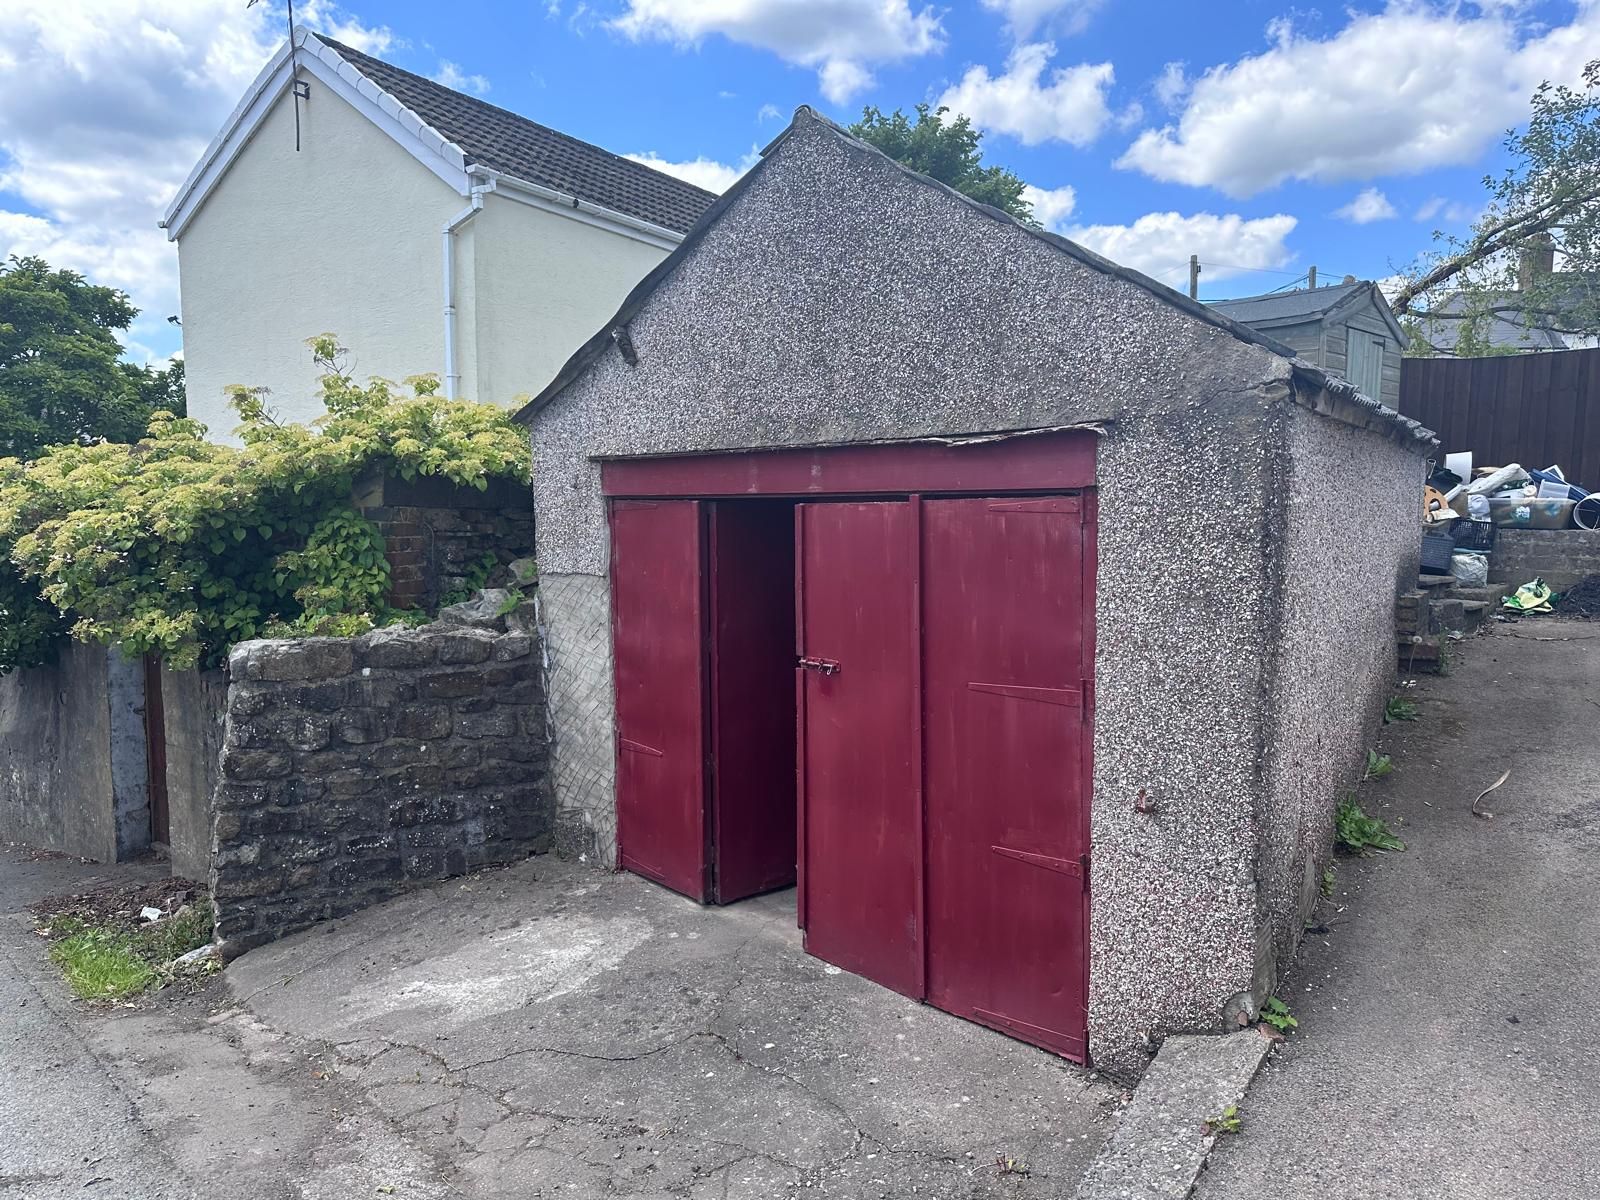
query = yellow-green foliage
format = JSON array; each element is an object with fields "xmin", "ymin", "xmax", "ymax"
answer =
[{"xmin": 0, "ymin": 338, "xmax": 529, "ymax": 668}]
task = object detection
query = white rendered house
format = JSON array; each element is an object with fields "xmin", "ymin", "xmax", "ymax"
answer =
[{"xmin": 162, "ymin": 30, "xmax": 716, "ymax": 436}]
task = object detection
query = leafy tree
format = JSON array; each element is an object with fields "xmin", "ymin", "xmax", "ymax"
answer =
[
  {"xmin": 0, "ymin": 337, "xmax": 530, "ymax": 669},
  {"xmin": 849, "ymin": 104, "xmax": 1036, "ymax": 224},
  {"xmin": 1393, "ymin": 60, "xmax": 1600, "ymax": 349},
  {"xmin": 0, "ymin": 256, "xmax": 186, "ymax": 459}
]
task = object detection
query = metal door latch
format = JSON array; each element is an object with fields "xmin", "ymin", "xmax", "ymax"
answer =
[{"xmin": 798, "ymin": 656, "xmax": 840, "ymax": 676}]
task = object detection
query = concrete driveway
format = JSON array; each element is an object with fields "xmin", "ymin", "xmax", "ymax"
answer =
[
  {"xmin": 2, "ymin": 847, "xmax": 1116, "ymax": 1198},
  {"xmin": 1197, "ymin": 624, "xmax": 1600, "ymax": 1199}
]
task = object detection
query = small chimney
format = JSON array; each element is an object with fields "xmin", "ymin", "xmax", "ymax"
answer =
[{"xmin": 1518, "ymin": 233, "xmax": 1556, "ymax": 292}]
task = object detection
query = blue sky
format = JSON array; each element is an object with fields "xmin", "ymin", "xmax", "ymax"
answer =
[{"xmin": 2, "ymin": 0, "xmax": 1597, "ymax": 364}]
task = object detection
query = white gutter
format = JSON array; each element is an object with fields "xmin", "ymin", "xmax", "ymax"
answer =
[
  {"xmin": 471, "ymin": 167, "xmax": 685, "ymax": 249},
  {"xmin": 442, "ymin": 176, "xmax": 495, "ymax": 399}
]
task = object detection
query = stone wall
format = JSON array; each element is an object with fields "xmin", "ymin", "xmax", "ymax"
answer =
[
  {"xmin": 212, "ymin": 611, "xmax": 551, "ymax": 953},
  {"xmin": 1489, "ymin": 528, "xmax": 1600, "ymax": 593},
  {"xmin": 354, "ymin": 472, "xmax": 536, "ymax": 611}
]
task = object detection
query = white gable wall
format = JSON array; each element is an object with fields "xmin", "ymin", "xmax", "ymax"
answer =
[
  {"xmin": 176, "ymin": 71, "xmax": 678, "ymax": 438},
  {"xmin": 178, "ymin": 74, "xmax": 461, "ymax": 435},
  {"xmin": 468, "ymin": 192, "xmax": 669, "ymax": 411}
]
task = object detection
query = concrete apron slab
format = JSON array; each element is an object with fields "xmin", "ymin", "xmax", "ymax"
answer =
[
  {"xmin": 227, "ymin": 856, "xmax": 1120, "ymax": 1197},
  {"xmin": 1074, "ymin": 1032, "xmax": 1272, "ymax": 1200}
]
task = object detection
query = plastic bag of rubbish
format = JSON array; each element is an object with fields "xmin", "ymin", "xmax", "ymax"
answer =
[
  {"xmin": 1449, "ymin": 552, "xmax": 1489, "ymax": 588},
  {"xmin": 1466, "ymin": 494, "xmax": 1491, "ymax": 520},
  {"xmin": 1502, "ymin": 578, "xmax": 1555, "ymax": 614}
]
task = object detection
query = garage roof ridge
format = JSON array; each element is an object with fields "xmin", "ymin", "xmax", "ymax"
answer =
[{"xmin": 514, "ymin": 107, "xmax": 1435, "ymax": 450}]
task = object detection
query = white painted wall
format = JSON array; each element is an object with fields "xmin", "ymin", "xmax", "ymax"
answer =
[
  {"xmin": 467, "ymin": 192, "xmax": 670, "ymax": 409},
  {"xmin": 177, "ymin": 74, "xmax": 676, "ymax": 439},
  {"xmin": 178, "ymin": 74, "xmax": 461, "ymax": 435}
]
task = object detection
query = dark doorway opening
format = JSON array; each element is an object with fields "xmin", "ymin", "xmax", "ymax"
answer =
[{"xmin": 609, "ymin": 497, "xmax": 799, "ymax": 904}]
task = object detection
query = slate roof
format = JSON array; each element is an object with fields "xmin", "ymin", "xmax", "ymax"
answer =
[
  {"xmin": 1209, "ymin": 282, "xmax": 1366, "ymax": 326},
  {"xmin": 1411, "ymin": 275, "xmax": 1600, "ymax": 355},
  {"xmin": 315, "ymin": 36, "xmax": 717, "ymax": 235},
  {"xmin": 513, "ymin": 107, "xmax": 1435, "ymax": 452}
]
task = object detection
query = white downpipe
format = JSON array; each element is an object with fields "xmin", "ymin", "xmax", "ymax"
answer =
[{"xmin": 442, "ymin": 179, "xmax": 493, "ymax": 399}]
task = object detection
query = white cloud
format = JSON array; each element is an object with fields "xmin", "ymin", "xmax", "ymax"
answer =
[
  {"xmin": 0, "ymin": 0, "xmax": 389, "ymax": 358},
  {"xmin": 431, "ymin": 60, "xmax": 491, "ymax": 95},
  {"xmin": 1415, "ymin": 196, "xmax": 1478, "ymax": 224},
  {"xmin": 1020, "ymin": 184, "xmax": 1077, "ymax": 232},
  {"xmin": 979, "ymin": 0, "xmax": 1103, "ymax": 40},
  {"xmin": 1152, "ymin": 60, "xmax": 1188, "ymax": 109},
  {"xmin": 1336, "ymin": 187, "xmax": 1397, "ymax": 224},
  {"xmin": 757, "ymin": 103, "xmax": 783, "ymax": 123},
  {"xmin": 1117, "ymin": 3, "xmax": 1600, "ymax": 197},
  {"xmin": 626, "ymin": 149, "xmax": 760, "ymax": 194},
  {"xmin": 611, "ymin": 0, "xmax": 943, "ymax": 104},
  {"xmin": 937, "ymin": 43, "xmax": 1115, "ymax": 147},
  {"xmin": 1065, "ymin": 211, "xmax": 1298, "ymax": 285},
  {"xmin": 818, "ymin": 59, "xmax": 872, "ymax": 105}
]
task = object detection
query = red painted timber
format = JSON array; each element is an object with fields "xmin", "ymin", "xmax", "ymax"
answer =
[
  {"xmin": 796, "ymin": 501, "xmax": 923, "ymax": 1000},
  {"xmin": 601, "ymin": 432, "xmax": 1096, "ymax": 499},
  {"xmin": 609, "ymin": 499, "xmax": 709, "ymax": 900},
  {"xmin": 707, "ymin": 501, "xmax": 798, "ymax": 902},
  {"xmin": 921, "ymin": 495, "xmax": 1091, "ymax": 1060}
]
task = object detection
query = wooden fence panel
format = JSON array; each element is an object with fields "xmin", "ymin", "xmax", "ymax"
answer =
[{"xmin": 1398, "ymin": 348, "xmax": 1600, "ymax": 489}]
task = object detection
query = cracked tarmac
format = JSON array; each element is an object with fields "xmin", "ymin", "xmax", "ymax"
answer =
[{"xmin": 2, "ymin": 850, "xmax": 1118, "ymax": 1198}]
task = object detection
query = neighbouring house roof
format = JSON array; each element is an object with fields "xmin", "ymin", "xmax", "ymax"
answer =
[
  {"xmin": 311, "ymin": 37, "xmax": 716, "ymax": 235},
  {"xmin": 1211, "ymin": 281, "xmax": 1406, "ymax": 343},
  {"xmin": 161, "ymin": 29, "xmax": 716, "ymax": 243},
  {"xmin": 514, "ymin": 108, "xmax": 1434, "ymax": 451},
  {"xmin": 1411, "ymin": 274, "xmax": 1600, "ymax": 355}
]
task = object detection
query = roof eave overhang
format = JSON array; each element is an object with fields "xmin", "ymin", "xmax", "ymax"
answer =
[
  {"xmin": 160, "ymin": 30, "xmax": 690, "ymax": 248},
  {"xmin": 161, "ymin": 29, "xmax": 471, "ymax": 241},
  {"xmin": 1290, "ymin": 360, "xmax": 1437, "ymax": 455}
]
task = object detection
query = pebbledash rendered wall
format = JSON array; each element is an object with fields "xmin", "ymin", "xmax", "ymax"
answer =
[
  {"xmin": 524, "ymin": 111, "xmax": 1430, "ymax": 1076},
  {"xmin": 211, "ymin": 615, "xmax": 550, "ymax": 953}
]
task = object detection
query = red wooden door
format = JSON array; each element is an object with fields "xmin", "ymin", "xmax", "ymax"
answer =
[
  {"xmin": 922, "ymin": 496, "xmax": 1091, "ymax": 1059},
  {"xmin": 796, "ymin": 501, "xmax": 923, "ymax": 999},
  {"xmin": 610, "ymin": 499, "xmax": 709, "ymax": 901},
  {"xmin": 708, "ymin": 502, "xmax": 798, "ymax": 902}
]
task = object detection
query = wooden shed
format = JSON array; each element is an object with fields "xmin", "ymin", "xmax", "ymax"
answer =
[{"xmin": 1212, "ymin": 281, "xmax": 1405, "ymax": 407}]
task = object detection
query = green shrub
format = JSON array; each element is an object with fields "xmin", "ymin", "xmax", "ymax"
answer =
[{"xmin": 0, "ymin": 338, "xmax": 529, "ymax": 669}]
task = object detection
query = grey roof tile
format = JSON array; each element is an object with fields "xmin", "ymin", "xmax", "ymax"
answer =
[
  {"xmin": 1209, "ymin": 282, "xmax": 1366, "ymax": 325},
  {"xmin": 315, "ymin": 35, "xmax": 717, "ymax": 235}
]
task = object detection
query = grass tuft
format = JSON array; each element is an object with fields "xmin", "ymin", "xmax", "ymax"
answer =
[{"xmin": 44, "ymin": 906, "xmax": 213, "ymax": 1001}]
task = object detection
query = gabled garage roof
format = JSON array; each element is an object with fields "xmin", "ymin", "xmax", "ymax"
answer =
[
  {"xmin": 161, "ymin": 29, "xmax": 717, "ymax": 242},
  {"xmin": 513, "ymin": 108, "xmax": 1434, "ymax": 450}
]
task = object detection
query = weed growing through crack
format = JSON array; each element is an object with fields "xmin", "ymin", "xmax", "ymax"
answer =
[
  {"xmin": 1260, "ymin": 997, "xmax": 1298, "ymax": 1034},
  {"xmin": 994, "ymin": 1156, "xmax": 1031, "ymax": 1178},
  {"xmin": 1336, "ymin": 797, "xmax": 1405, "ymax": 855},
  {"xmin": 1319, "ymin": 866, "xmax": 1337, "ymax": 898},
  {"xmin": 1363, "ymin": 749, "xmax": 1395, "ymax": 780},
  {"xmin": 1203, "ymin": 1104, "xmax": 1243, "ymax": 1136},
  {"xmin": 1384, "ymin": 697, "xmax": 1419, "ymax": 723},
  {"xmin": 45, "ymin": 907, "xmax": 213, "ymax": 1001}
]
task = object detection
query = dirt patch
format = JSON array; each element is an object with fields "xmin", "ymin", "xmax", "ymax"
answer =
[
  {"xmin": 1555, "ymin": 573, "xmax": 1600, "ymax": 618},
  {"xmin": 31, "ymin": 876, "xmax": 204, "ymax": 930}
]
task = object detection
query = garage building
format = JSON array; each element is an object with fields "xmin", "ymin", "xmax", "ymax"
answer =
[{"xmin": 518, "ymin": 108, "xmax": 1432, "ymax": 1076}]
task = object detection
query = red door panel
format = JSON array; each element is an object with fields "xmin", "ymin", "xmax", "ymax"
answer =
[
  {"xmin": 797, "ymin": 501, "xmax": 922, "ymax": 999},
  {"xmin": 610, "ymin": 499, "xmax": 709, "ymax": 901},
  {"xmin": 922, "ymin": 496, "xmax": 1090, "ymax": 1059},
  {"xmin": 708, "ymin": 502, "xmax": 798, "ymax": 903}
]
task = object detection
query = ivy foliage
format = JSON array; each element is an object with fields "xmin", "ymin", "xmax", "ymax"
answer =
[{"xmin": 0, "ymin": 338, "xmax": 530, "ymax": 669}]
